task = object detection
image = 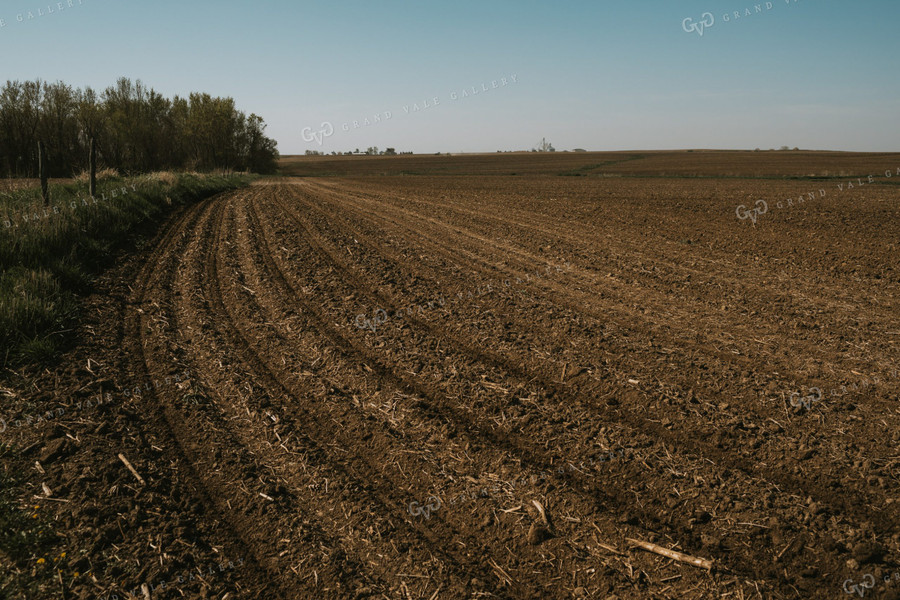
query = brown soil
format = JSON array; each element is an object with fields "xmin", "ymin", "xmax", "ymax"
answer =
[{"xmin": 2, "ymin": 152, "xmax": 899, "ymax": 599}]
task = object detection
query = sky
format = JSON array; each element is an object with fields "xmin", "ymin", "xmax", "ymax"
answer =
[{"xmin": 1, "ymin": 0, "xmax": 898, "ymax": 155}]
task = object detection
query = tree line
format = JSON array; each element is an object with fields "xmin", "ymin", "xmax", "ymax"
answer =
[
  {"xmin": 305, "ymin": 147, "xmax": 413, "ymax": 156},
  {"xmin": 0, "ymin": 77, "xmax": 279, "ymax": 177}
]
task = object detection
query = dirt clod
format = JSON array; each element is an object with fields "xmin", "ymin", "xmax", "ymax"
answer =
[
  {"xmin": 527, "ymin": 523, "xmax": 552, "ymax": 545},
  {"xmin": 38, "ymin": 438, "xmax": 68, "ymax": 464},
  {"xmin": 852, "ymin": 542, "xmax": 885, "ymax": 564}
]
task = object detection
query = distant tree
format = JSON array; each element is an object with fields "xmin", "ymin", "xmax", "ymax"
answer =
[
  {"xmin": 384, "ymin": 147, "xmax": 396, "ymax": 155},
  {"xmin": 244, "ymin": 113, "xmax": 279, "ymax": 173},
  {"xmin": 0, "ymin": 77, "xmax": 279, "ymax": 176}
]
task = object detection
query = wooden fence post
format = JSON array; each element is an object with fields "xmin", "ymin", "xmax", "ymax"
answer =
[
  {"xmin": 89, "ymin": 137, "xmax": 97, "ymax": 198},
  {"xmin": 38, "ymin": 141, "xmax": 49, "ymax": 205}
]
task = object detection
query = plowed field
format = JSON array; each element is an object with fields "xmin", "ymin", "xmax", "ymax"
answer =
[{"xmin": 4, "ymin": 154, "xmax": 900, "ymax": 600}]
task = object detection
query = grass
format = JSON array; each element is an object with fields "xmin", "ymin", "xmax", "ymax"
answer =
[
  {"xmin": 0, "ymin": 172, "xmax": 253, "ymax": 366},
  {"xmin": 73, "ymin": 167, "xmax": 120, "ymax": 184},
  {"xmin": 557, "ymin": 154, "xmax": 647, "ymax": 176}
]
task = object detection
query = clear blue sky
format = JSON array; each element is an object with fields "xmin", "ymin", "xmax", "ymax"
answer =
[{"xmin": 1, "ymin": 0, "xmax": 897, "ymax": 154}]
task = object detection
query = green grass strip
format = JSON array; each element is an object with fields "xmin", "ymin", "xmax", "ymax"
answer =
[{"xmin": 0, "ymin": 172, "xmax": 253, "ymax": 366}]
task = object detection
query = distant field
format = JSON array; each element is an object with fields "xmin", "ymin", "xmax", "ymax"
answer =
[{"xmin": 279, "ymin": 149, "xmax": 900, "ymax": 179}]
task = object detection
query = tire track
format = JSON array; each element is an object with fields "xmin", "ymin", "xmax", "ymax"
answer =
[
  {"xmin": 123, "ymin": 195, "xmax": 293, "ymax": 598},
  {"xmin": 283, "ymin": 181, "xmax": 899, "ymax": 533},
  {"xmin": 257, "ymin": 185, "xmax": 818, "ymax": 595},
  {"xmin": 259, "ymin": 181, "xmax": 898, "ymax": 599},
  {"xmin": 205, "ymin": 187, "xmax": 527, "ymax": 598},
  {"xmin": 309, "ymin": 178, "xmax": 898, "ymax": 403}
]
